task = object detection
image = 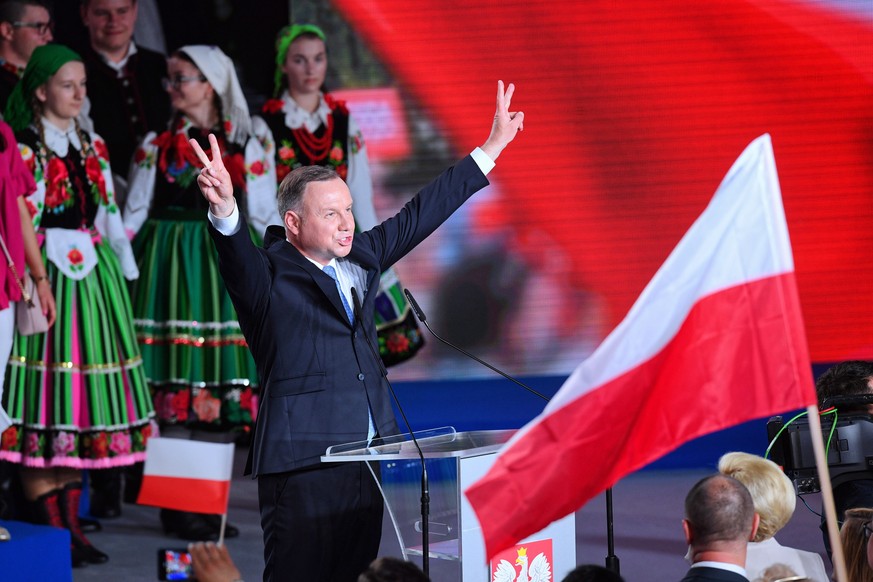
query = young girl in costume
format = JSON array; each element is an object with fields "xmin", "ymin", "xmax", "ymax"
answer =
[
  {"xmin": 261, "ymin": 24, "xmax": 423, "ymax": 366},
  {"xmin": 124, "ymin": 44, "xmax": 275, "ymax": 540},
  {"xmin": 0, "ymin": 43, "xmax": 154, "ymax": 567}
]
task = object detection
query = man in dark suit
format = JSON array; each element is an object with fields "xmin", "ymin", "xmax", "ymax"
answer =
[
  {"xmin": 681, "ymin": 474, "xmax": 760, "ymax": 582},
  {"xmin": 192, "ymin": 81, "xmax": 524, "ymax": 581}
]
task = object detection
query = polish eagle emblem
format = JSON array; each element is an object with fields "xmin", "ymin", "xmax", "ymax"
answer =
[{"xmin": 492, "ymin": 546, "xmax": 552, "ymax": 582}]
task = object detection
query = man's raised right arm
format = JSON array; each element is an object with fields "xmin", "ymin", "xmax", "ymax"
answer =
[
  {"xmin": 192, "ymin": 135, "xmax": 271, "ymax": 327},
  {"xmin": 192, "ymin": 134, "xmax": 236, "ymax": 220}
]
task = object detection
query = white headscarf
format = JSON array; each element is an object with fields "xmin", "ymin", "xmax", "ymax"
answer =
[{"xmin": 178, "ymin": 45, "xmax": 252, "ymax": 146}]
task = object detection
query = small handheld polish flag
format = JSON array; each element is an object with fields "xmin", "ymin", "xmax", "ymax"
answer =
[{"xmin": 137, "ymin": 437, "xmax": 235, "ymax": 515}]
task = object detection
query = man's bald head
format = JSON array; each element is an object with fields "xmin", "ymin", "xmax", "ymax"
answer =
[{"xmin": 684, "ymin": 474, "xmax": 755, "ymax": 547}]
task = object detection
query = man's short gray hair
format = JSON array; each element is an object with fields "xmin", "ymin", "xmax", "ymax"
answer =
[{"xmin": 277, "ymin": 165, "xmax": 340, "ymax": 219}]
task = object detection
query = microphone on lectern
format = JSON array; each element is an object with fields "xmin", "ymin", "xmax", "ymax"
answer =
[
  {"xmin": 403, "ymin": 288, "xmax": 549, "ymax": 402},
  {"xmin": 405, "ymin": 290, "xmax": 428, "ymax": 323},
  {"xmin": 351, "ymin": 288, "xmax": 386, "ymax": 376}
]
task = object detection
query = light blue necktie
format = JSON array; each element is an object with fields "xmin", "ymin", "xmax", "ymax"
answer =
[
  {"xmin": 322, "ymin": 264, "xmax": 355, "ymax": 325},
  {"xmin": 323, "ymin": 264, "xmax": 375, "ymax": 440}
]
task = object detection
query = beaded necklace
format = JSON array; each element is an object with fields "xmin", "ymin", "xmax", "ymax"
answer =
[{"xmin": 289, "ymin": 113, "xmax": 334, "ymax": 162}]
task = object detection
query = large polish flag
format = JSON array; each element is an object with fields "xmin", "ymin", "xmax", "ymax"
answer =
[
  {"xmin": 465, "ymin": 134, "xmax": 817, "ymax": 559},
  {"xmin": 137, "ymin": 438, "xmax": 235, "ymax": 515}
]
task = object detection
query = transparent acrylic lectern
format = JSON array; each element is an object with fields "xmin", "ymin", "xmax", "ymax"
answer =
[{"xmin": 322, "ymin": 427, "xmax": 575, "ymax": 582}]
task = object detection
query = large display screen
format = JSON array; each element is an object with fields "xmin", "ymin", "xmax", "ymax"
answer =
[{"xmin": 316, "ymin": 0, "xmax": 873, "ymax": 381}]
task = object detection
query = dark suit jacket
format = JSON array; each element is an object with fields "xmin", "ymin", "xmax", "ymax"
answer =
[
  {"xmin": 680, "ymin": 565, "xmax": 749, "ymax": 582},
  {"xmin": 209, "ymin": 155, "xmax": 489, "ymax": 477}
]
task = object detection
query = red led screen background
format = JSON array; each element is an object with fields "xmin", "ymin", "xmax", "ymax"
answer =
[{"xmin": 324, "ymin": 0, "xmax": 873, "ymax": 380}]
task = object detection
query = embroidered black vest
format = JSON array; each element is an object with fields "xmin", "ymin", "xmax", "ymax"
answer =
[{"xmin": 19, "ymin": 129, "xmax": 100, "ymax": 230}]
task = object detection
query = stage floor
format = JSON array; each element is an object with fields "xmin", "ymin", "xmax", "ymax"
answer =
[{"xmin": 68, "ymin": 448, "xmax": 830, "ymax": 582}]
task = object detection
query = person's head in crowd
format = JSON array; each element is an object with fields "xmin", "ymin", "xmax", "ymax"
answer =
[
  {"xmin": 561, "ymin": 564, "xmax": 624, "ymax": 582},
  {"xmin": 752, "ymin": 563, "xmax": 801, "ymax": 582},
  {"xmin": 0, "ymin": 0, "xmax": 53, "ymax": 68},
  {"xmin": 188, "ymin": 541, "xmax": 242, "ymax": 582},
  {"xmin": 357, "ymin": 556, "xmax": 430, "ymax": 582},
  {"xmin": 815, "ymin": 360, "xmax": 873, "ymax": 410},
  {"xmin": 868, "ymin": 510, "xmax": 873, "ymax": 571},
  {"xmin": 683, "ymin": 474, "xmax": 759, "ymax": 564},
  {"xmin": 5, "ymin": 44, "xmax": 85, "ymax": 133},
  {"xmin": 718, "ymin": 452, "xmax": 795, "ymax": 542},
  {"xmin": 80, "ymin": 0, "xmax": 137, "ymax": 63},
  {"xmin": 841, "ymin": 508, "xmax": 873, "ymax": 582},
  {"xmin": 166, "ymin": 44, "xmax": 251, "ymax": 147},
  {"xmin": 273, "ymin": 23, "xmax": 327, "ymax": 99},
  {"xmin": 816, "ymin": 361, "xmax": 873, "ymax": 560}
]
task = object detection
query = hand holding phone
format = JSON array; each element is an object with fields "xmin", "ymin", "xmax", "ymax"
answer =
[
  {"xmin": 158, "ymin": 548, "xmax": 196, "ymax": 581},
  {"xmin": 187, "ymin": 541, "xmax": 242, "ymax": 582}
]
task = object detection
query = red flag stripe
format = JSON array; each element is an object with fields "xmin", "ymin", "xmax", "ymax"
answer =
[
  {"xmin": 137, "ymin": 475, "xmax": 231, "ymax": 515},
  {"xmin": 466, "ymin": 271, "xmax": 813, "ymax": 558}
]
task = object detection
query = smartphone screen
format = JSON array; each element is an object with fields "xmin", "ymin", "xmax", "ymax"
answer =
[{"xmin": 158, "ymin": 548, "xmax": 195, "ymax": 581}]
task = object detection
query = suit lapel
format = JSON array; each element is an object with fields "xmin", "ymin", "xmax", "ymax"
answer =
[
  {"xmin": 268, "ymin": 232, "xmax": 382, "ymax": 325},
  {"xmin": 274, "ymin": 240, "xmax": 352, "ymax": 326}
]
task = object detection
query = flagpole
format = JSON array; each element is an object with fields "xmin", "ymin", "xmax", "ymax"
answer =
[
  {"xmin": 218, "ymin": 513, "xmax": 227, "ymax": 547},
  {"xmin": 806, "ymin": 404, "xmax": 847, "ymax": 582},
  {"xmin": 605, "ymin": 487, "xmax": 620, "ymax": 573}
]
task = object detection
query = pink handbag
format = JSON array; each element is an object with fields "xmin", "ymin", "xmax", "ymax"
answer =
[{"xmin": 0, "ymin": 231, "xmax": 48, "ymax": 336}]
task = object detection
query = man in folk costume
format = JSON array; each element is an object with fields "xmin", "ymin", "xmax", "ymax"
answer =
[{"xmin": 0, "ymin": 0, "xmax": 53, "ymax": 109}]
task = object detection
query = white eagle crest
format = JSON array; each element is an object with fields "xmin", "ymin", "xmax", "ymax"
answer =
[{"xmin": 492, "ymin": 546, "xmax": 552, "ymax": 582}]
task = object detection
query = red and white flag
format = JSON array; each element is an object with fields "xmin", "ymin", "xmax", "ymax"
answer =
[
  {"xmin": 465, "ymin": 134, "xmax": 817, "ymax": 559},
  {"xmin": 137, "ymin": 438, "xmax": 235, "ymax": 515}
]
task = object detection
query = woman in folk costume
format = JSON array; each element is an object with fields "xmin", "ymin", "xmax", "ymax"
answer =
[
  {"xmin": 261, "ymin": 24, "xmax": 423, "ymax": 366},
  {"xmin": 125, "ymin": 44, "xmax": 275, "ymax": 436},
  {"xmin": 123, "ymin": 45, "xmax": 275, "ymax": 540},
  {"xmin": 0, "ymin": 117, "xmax": 56, "ymax": 542},
  {"xmin": 0, "ymin": 44, "xmax": 155, "ymax": 567}
]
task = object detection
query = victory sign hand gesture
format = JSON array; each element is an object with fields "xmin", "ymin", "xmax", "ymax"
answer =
[
  {"xmin": 480, "ymin": 80, "xmax": 525, "ymax": 162},
  {"xmin": 190, "ymin": 134, "xmax": 235, "ymax": 218}
]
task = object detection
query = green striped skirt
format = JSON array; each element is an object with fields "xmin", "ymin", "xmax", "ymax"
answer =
[
  {"xmin": 1, "ymin": 234, "xmax": 155, "ymax": 469},
  {"xmin": 129, "ymin": 213, "xmax": 258, "ymax": 432}
]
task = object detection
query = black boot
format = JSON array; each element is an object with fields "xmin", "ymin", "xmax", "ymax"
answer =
[
  {"xmin": 33, "ymin": 489, "xmax": 88, "ymax": 568},
  {"xmin": 122, "ymin": 462, "xmax": 144, "ymax": 504},
  {"xmin": 88, "ymin": 468, "xmax": 122, "ymax": 518},
  {"xmin": 161, "ymin": 509, "xmax": 215, "ymax": 541},
  {"xmin": 0, "ymin": 461, "xmax": 26, "ymax": 521},
  {"xmin": 60, "ymin": 482, "xmax": 108, "ymax": 565},
  {"xmin": 160, "ymin": 509, "xmax": 239, "ymax": 541},
  {"xmin": 202, "ymin": 513, "xmax": 239, "ymax": 538}
]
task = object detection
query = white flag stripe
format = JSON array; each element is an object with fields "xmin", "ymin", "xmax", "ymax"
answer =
[
  {"xmin": 544, "ymin": 134, "xmax": 793, "ymax": 415},
  {"xmin": 143, "ymin": 438, "xmax": 235, "ymax": 482}
]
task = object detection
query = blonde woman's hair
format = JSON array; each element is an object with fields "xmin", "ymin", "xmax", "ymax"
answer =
[{"xmin": 718, "ymin": 452, "xmax": 795, "ymax": 542}]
